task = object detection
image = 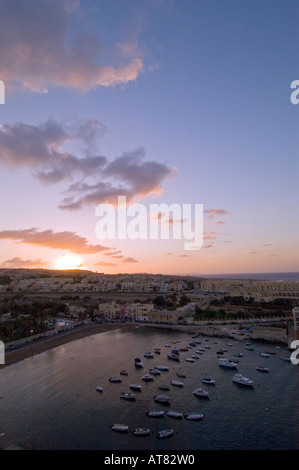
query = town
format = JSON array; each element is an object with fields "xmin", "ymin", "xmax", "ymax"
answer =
[{"xmin": 0, "ymin": 269, "xmax": 298, "ymax": 348}]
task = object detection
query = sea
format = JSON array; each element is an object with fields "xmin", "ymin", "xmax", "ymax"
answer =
[
  {"xmin": 197, "ymin": 272, "xmax": 299, "ymax": 282},
  {"xmin": 0, "ymin": 326, "xmax": 298, "ymax": 451}
]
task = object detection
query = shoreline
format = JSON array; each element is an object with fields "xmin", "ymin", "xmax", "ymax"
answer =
[
  {"xmin": 1, "ymin": 323, "xmax": 130, "ymax": 368},
  {"xmin": 1, "ymin": 321, "xmax": 289, "ymax": 369}
]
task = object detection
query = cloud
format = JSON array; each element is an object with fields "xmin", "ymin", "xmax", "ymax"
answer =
[
  {"xmin": 0, "ymin": 120, "xmax": 176, "ymax": 210},
  {"xmin": 93, "ymin": 261, "xmax": 117, "ymax": 267},
  {"xmin": 0, "ymin": 0, "xmax": 144, "ymax": 94},
  {"xmin": 59, "ymin": 148, "xmax": 176, "ymax": 210},
  {"xmin": 0, "ymin": 228, "xmax": 109, "ymax": 254},
  {"xmin": 1, "ymin": 257, "xmax": 48, "ymax": 269},
  {"xmin": 123, "ymin": 257, "xmax": 138, "ymax": 263},
  {"xmin": 214, "ymin": 220, "xmax": 225, "ymax": 225},
  {"xmin": 204, "ymin": 209, "xmax": 230, "ymax": 216}
]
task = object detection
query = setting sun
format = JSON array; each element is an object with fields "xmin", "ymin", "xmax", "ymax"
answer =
[{"xmin": 54, "ymin": 254, "xmax": 83, "ymax": 270}]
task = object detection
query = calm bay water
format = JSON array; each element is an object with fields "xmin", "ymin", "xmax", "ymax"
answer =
[{"xmin": 0, "ymin": 326, "xmax": 298, "ymax": 450}]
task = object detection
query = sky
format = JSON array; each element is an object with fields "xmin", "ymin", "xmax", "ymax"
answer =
[{"xmin": 0, "ymin": 0, "xmax": 298, "ymax": 276}]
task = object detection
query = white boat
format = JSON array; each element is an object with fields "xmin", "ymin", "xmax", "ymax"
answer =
[
  {"xmin": 134, "ymin": 358, "xmax": 143, "ymax": 368},
  {"xmin": 149, "ymin": 368, "xmax": 161, "ymax": 375},
  {"xmin": 120, "ymin": 370, "xmax": 128, "ymax": 376},
  {"xmin": 96, "ymin": 386, "xmax": 103, "ymax": 392},
  {"xmin": 233, "ymin": 353, "xmax": 243, "ymax": 357},
  {"xmin": 156, "ymin": 365, "xmax": 169, "ymax": 371},
  {"xmin": 109, "ymin": 377, "xmax": 122, "ymax": 382},
  {"xmin": 157, "ymin": 429, "xmax": 174, "ymax": 439},
  {"xmin": 133, "ymin": 428, "xmax": 150, "ymax": 436},
  {"xmin": 120, "ymin": 392, "xmax": 136, "ymax": 400},
  {"xmin": 130, "ymin": 384, "xmax": 142, "ymax": 391},
  {"xmin": 154, "ymin": 394, "xmax": 170, "ymax": 403},
  {"xmin": 171, "ymin": 380, "xmax": 184, "ymax": 387},
  {"xmin": 166, "ymin": 410, "xmax": 183, "ymax": 419},
  {"xmin": 142, "ymin": 374, "xmax": 154, "ymax": 382},
  {"xmin": 168, "ymin": 354, "xmax": 180, "ymax": 362},
  {"xmin": 146, "ymin": 410, "xmax": 165, "ymax": 417},
  {"xmin": 232, "ymin": 373, "xmax": 254, "ymax": 387},
  {"xmin": 219, "ymin": 358, "xmax": 238, "ymax": 369},
  {"xmin": 259, "ymin": 353, "xmax": 270, "ymax": 358},
  {"xmin": 144, "ymin": 352, "xmax": 154, "ymax": 358},
  {"xmin": 201, "ymin": 377, "xmax": 215, "ymax": 385},
  {"xmin": 192, "ymin": 388, "xmax": 209, "ymax": 398},
  {"xmin": 185, "ymin": 358, "xmax": 195, "ymax": 362},
  {"xmin": 185, "ymin": 412, "xmax": 204, "ymax": 420},
  {"xmin": 158, "ymin": 385, "xmax": 170, "ymax": 391},
  {"xmin": 111, "ymin": 424, "xmax": 129, "ymax": 433}
]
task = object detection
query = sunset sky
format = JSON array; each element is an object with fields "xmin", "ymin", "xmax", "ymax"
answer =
[{"xmin": 0, "ymin": 0, "xmax": 298, "ymax": 276}]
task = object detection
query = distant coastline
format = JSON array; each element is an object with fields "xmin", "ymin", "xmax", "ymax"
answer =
[{"xmin": 197, "ymin": 272, "xmax": 299, "ymax": 282}]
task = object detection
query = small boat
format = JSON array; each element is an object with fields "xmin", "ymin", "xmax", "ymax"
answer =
[
  {"xmin": 245, "ymin": 345, "xmax": 254, "ymax": 351},
  {"xmin": 154, "ymin": 349, "xmax": 161, "ymax": 354},
  {"xmin": 156, "ymin": 365, "xmax": 169, "ymax": 371},
  {"xmin": 96, "ymin": 386, "xmax": 103, "ymax": 392},
  {"xmin": 133, "ymin": 428, "xmax": 150, "ymax": 436},
  {"xmin": 171, "ymin": 380, "xmax": 184, "ymax": 387},
  {"xmin": 111, "ymin": 424, "xmax": 129, "ymax": 433},
  {"xmin": 146, "ymin": 410, "xmax": 165, "ymax": 417},
  {"xmin": 154, "ymin": 394, "xmax": 170, "ymax": 404},
  {"xmin": 219, "ymin": 359, "xmax": 238, "ymax": 369},
  {"xmin": 142, "ymin": 374, "xmax": 154, "ymax": 382},
  {"xmin": 259, "ymin": 353, "xmax": 270, "ymax": 358},
  {"xmin": 149, "ymin": 368, "xmax": 161, "ymax": 375},
  {"xmin": 281, "ymin": 356, "xmax": 291, "ymax": 362},
  {"xmin": 193, "ymin": 388, "xmax": 209, "ymax": 398},
  {"xmin": 233, "ymin": 353, "xmax": 243, "ymax": 357},
  {"xmin": 109, "ymin": 377, "xmax": 122, "ymax": 382},
  {"xmin": 192, "ymin": 355, "xmax": 200, "ymax": 359},
  {"xmin": 185, "ymin": 358, "xmax": 195, "ymax": 362},
  {"xmin": 216, "ymin": 350, "xmax": 224, "ymax": 355},
  {"xmin": 158, "ymin": 385, "xmax": 170, "ymax": 391},
  {"xmin": 120, "ymin": 392, "xmax": 136, "ymax": 401},
  {"xmin": 256, "ymin": 366, "xmax": 269, "ymax": 373},
  {"xmin": 172, "ymin": 349, "xmax": 180, "ymax": 355},
  {"xmin": 120, "ymin": 370, "xmax": 128, "ymax": 376},
  {"xmin": 130, "ymin": 384, "xmax": 142, "ymax": 391},
  {"xmin": 201, "ymin": 377, "xmax": 215, "ymax": 385},
  {"xmin": 227, "ymin": 343, "xmax": 234, "ymax": 347},
  {"xmin": 185, "ymin": 412, "xmax": 204, "ymax": 421},
  {"xmin": 166, "ymin": 410, "xmax": 183, "ymax": 419},
  {"xmin": 232, "ymin": 373, "xmax": 254, "ymax": 387},
  {"xmin": 157, "ymin": 429, "xmax": 173, "ymax": 439},
  {"xmin": 221, "ymin": 348, "xmax": 228, "ymax": 352},
  {"xmin": 165, "ymin": 344, "xmax": 171, "ymax": 348},
  {"xmin": 176, "ymin": 372, "xmax": 186, "ymax": 378},
  {"xmin": 144, "ymin": 352, "xmax": 154, "ymax": 358},
  {"xmin": 134, "ymin": 358, "xmax": 143, "ymax": 368},
  {"xmin": 265, "ymin": 350, "xmax": 276, "ymax": 355},
  {"xmin": 168, "ymin": 354, "xmax": 180, "ymax": 362},
  {"xmin": 179, "ymin": 348, "xmax": 189, "ymax": 352}
]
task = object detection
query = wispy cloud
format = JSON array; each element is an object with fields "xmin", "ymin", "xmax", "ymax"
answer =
[
  {"xmin": 204, "ymin": 209, "xmax": 230, "ymax": 216},
  {"xmin": 0, "ymin": 228, "xmax": 109, "ymax": 254},
  {"xmin": 1, "ymin": 257, "xmax": 48, "ymax": 269},
  {"xmin": 123, "ymin": 257, "xmax": 138, "ymax": 263}
]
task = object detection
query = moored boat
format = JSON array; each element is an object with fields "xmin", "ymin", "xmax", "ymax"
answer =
[
  {"xmin": 256, "ymin": 366, "xmax": 269, "ymax": 373},
  {"xmin": 109, "ymin": 377, "xmax": 122, "ymax": 382},
  {"xmin": 120, "ymin": 392, "xmax": 136, "ymax": 400},
  {"xmin": 201, "ymin": 377, "xmax": 215, "ymax": 385},
  {"xmin": 185, "ymin": 358, "xmax": 195, "ymax": 362},
  {"xmin": 134, "ymin": 358, "xmax": 143, "ymax": 368},
  {"xmin": 111, "ymin": 424, "xmax": 129, "ymax": 433},
  {"xmin": 144, "ymin": 352, "xmax": 154, "ymax": 358},
  {"xmin": 146, "ymin": 410, "xmax": 165, "ymax": 417},
  {"xmin": 133, "ymin": 428, "xmax": 150, "ymax": 436},
  {"xmin": 185, "ymin": 412, "xmax": 204, "ymax": 420},
  {"xmin": 157, "ymin": 429, "xmax": 173, "ymax": 439},
  {"xmin": 156, "ymin": 365, "xmax": 169, "ymax": 371},
  {"xmin": 130, "ymin": 383, "xmax": 142, "ymax": 391},
  {"xmin": 232, "ymin": 373, "xmax": 254, "ymax": 387},
  {"xmin": 259, "ymin": 353, "xmax": 270, "ymax": 358},
  {"xmin": 192, "ymin": 388, "xmax": 209, "ymax": 398},
  {"xmin": 149, "ymin": 368, "xmax": 161, "ymax": 375},
  {"xmin": 142, "ymin": 374, "xmax": 154, "ymax": 382},
  {"xmin": 166, "ymin": 410, "xmax": 183, "ymax": 419},
  {"xmin": 219, "ymin": 358, "xmax": 238, "ymax": 369},
  {"xmin": 96, "ymin": 386, "xmax": 103, "ymax": 392},
  {"xmin": 154, "ymin": 394, "xmax": 170, "ymax": 404},
  {"xmin": 120, "ymin": 370, "xmax": 128, "ymax": 376},
  {"xmin": 171, "ymin": 380, "xmax": 184, "ymax": 387}
]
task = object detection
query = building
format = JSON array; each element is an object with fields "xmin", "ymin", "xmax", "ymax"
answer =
[{"xmin": 292, "ymin": 307, "xmax": 299, "ymax": 340}]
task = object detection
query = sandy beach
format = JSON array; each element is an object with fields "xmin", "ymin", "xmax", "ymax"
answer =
[{"xmin": 1, "ymin": 323, "xmax": 130, "ymax": 368}]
